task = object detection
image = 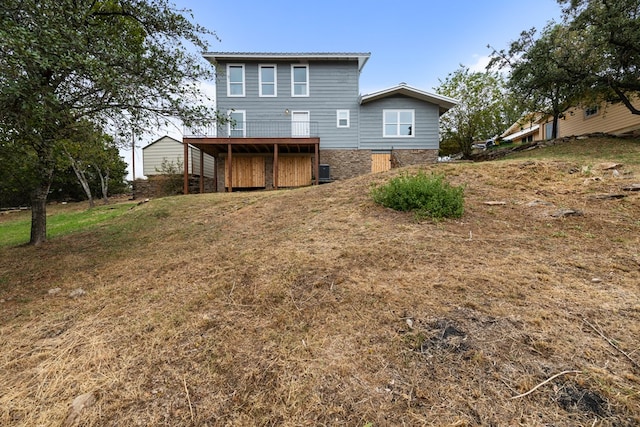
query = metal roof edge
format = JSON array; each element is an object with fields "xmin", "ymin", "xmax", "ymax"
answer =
[
  {"xmin": 361, "ymin": 84, "xmax": 458, "ymax": 111},
  {"xmin": 142, "ymin": 135, "xmax": 183, "ymax": 150},
  {"xmin": 203, "ymin": 52, "xmax": 372, "ymax": 71}
]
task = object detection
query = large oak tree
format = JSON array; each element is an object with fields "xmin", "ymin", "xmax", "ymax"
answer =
[
  {"xmin": 0, "ymin": 0, "xmax": 217, "ymax": 244},
  {"xmin": 560, "ymin": 0, "xmax": 640, "ymax": 115},
  {"xmin": 489, "ymin": 24, "xmax": 590, "ymax": 139}
]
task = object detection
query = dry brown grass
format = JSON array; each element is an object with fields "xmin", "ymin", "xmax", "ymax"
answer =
[{"xmin": 1, "ymin": 140, "xmax": 639, "ymax": 426}]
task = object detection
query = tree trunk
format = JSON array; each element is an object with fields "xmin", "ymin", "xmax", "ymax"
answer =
[
  {"xmin": 460, "ymin": 135, "xmax": 474, "ymax": 159},
  {"xmin": 30, "ymin": 177, "xmax": 52, "ymax": 246},
  {"xmin": 29, "ymin": 145, "xmax": 56, "ymax": 245},
  {"xmin": 67, "ymin": 153, "xmax": 94, "ymax": 208},
  {"xmin": 96, "ymin": 165, "xmax": 110, "ymax": 204}
]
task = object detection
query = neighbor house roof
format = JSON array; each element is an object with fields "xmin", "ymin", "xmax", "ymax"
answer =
[
  {"xmin": 204, "ymin": 52, "xmax": 371, "ymax": 72},
  {"xmin": 500, "ymin": 112, "xmax": 546, "ymax": 140},
  {"xmin": 360, "ymin": 83, "xmax": 458, "ymax": 115},
  {"xmin": 502, "ymin": 124, "xmax": 540, "ymax": 141}
]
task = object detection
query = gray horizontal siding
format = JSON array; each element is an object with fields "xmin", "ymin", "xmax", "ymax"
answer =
[
  {"xmin": 215, "ymin": 60, "xmax": 361, "ymax": 149},
  {"xmin": 359, "ymin": 95, "xmax": 440, "ymax": 150}
]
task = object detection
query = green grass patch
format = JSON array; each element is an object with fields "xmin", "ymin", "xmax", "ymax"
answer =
[
  {"xmin": 0, "ymin": 203, "xmax": 135, "ymax": 247},
  {"xmin": 371, "ymin": 172, "xmax": 465, "ymax": 220}
]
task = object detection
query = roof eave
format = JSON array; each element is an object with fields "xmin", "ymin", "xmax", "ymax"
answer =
[
  {"xmin": 204, "ymin": 52, "xmax": 372, "ymax": 71},
  {"xmin": 361, "ymin": 85, "xmax": 458, "ymax": 113}
]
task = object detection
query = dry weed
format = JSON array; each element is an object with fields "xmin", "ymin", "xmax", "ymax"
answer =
[{"xmin": 1, "ymin": 153, "xmax": 639, "ymax": 426}]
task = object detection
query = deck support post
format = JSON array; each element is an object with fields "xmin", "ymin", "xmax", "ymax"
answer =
[
  {"xmin": 314, "ymin": 142, "xmax": 319, "ymax": 186},
  {"xmin": 199, "ymin": 150, "xmax": 204, "ymax": 193},
  {"xmin": 227, "ymin": 143, "xmax": 233, "ymax": 193},
  {"xmin": 273, "ymin": 143, "xmax": 279, "ymax": 190},
  {"xmin": 183, "ymin": 141, "xmax": 189, "ymax": 195},
  {"xmin": 213, "ymin": 156, "xmax": 218, "ymax": 192}
]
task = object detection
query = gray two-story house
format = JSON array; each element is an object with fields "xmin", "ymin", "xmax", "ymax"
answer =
[{"xmin": 183, "ymin": 52, "xmax": 457, "ymax": 192}]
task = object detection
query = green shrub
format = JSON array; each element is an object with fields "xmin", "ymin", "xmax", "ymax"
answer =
[
  {"xmin": 438, "ymin": 138, "xmax": 461, "ymax": 157},
  {"xmin": 371, "ymin": 172, "xmax": 464, "ymax": 220}
]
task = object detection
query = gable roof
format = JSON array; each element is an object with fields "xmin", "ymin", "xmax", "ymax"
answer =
[
  {"xmin": 204, "ymin": 52, "xmax": 371, "ymax": 72},
  {"xmin": 142, "ymin": 135, "xmax": 182, "ymax": 150},
  {"xmin": 361, "ymin": 84, "xmax": 458, "ymax": 115},
  {"xmin": 502, "ymin": 124, "xmax": 540, "ymax": 141}
]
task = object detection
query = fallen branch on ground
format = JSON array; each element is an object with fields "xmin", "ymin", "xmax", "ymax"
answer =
[
  {"xmin": 184, "ymin": 376, "xmax": 194, "ymax": 422},
  {"xmin": 583, "ymin": 318, "xmax": 640, "ymax": 369},
  {"xmin": 511, "ymin": 370, "xmax": 582, "ymax": 399}
]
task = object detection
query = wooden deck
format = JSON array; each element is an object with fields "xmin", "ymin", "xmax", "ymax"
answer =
[{"xmin": 182, "ymin": 137, "xmax": 320, "ymax": 193}]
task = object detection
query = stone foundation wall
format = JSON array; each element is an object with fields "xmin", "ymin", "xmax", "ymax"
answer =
[
  {"xmin": 188, "ymin": 176, "xmax": 215, "ymax": 194},
  {"xmin": 215, "ymin": 158, "xmax": 224, "ymax": 192},
  {"xmin": 391, "ymin": 149, "xmax": 439, "ymax": 168},
  {"xmin": 319, "ymin": 150, "xmax": 372, "ymax": 181},
  {"xmin": 320, "ymin": 149, "xmax": 438, "ymax": 181},
  {"xmin": 134, "ymin": 175, "xmax": 214, "ymax": 198}
]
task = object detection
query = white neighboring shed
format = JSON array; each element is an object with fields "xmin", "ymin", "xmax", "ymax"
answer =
[{"xmin": 142, "ymin": 136, "xmax": 215, "ymax": 178}]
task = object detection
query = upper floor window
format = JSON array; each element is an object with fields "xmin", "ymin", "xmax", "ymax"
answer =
[
  {"xmin": 337, "ymin": 110, "xmax": 350, "ymax": 128},
  {"xmin": 227, "ymin": 64, "xmax": 245, "ymax": 97},
  {"xmin": 291, "ymin": 65, "xmax": 309, "ymax": 97},
  {"xmin": 228, "ymin": 110, "xmax": 245, "ymax": 137},
  {"xmin": 384, "ymin": 110, "xmax": 414, "ymax": 137},
  {"xmin": 584, "ymin": 105, "xmax": 599, "ymax": 118},
  {"xmin": 259, "ymin": 64, "xmax": 277, "ymax": 97}
]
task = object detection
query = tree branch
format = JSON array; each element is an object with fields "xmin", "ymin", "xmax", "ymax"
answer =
[{"xmin": 610, "ymin": 86, "xmax": 640, "ymax": 115}]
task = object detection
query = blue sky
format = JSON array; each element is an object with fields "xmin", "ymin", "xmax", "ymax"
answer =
[{"xmin": 126, "ymin": 0, "xmax": 563, "ymax": 178}]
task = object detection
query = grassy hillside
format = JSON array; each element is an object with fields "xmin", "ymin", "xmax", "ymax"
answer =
[{"xmin": 1, "ymin": 137, "xmax": 639, "ymax": 426}]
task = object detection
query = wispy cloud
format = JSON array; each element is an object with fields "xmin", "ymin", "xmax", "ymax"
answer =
[{"xmin": 468, "ymin": 55, "xmax": 492, "ymax": 73}]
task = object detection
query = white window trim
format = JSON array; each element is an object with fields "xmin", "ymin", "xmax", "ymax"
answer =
[
  {"xmin": 228, "ymin": 110, "xmax": 246, "ymax": 137},
  {"xmin": 227, "ymin": 64, "xmax": 245, "ymax": 97},
  {"xmin": 383, "ymin": 109, "xmax": 415, "ymax": 138},
  {"xmin": 336, "ymin": 109, "xmax": 350, "ymax": 128},
  {"xmin": 259, "ymin": 64, "xmax": 277, "ymax": 97},
  {"xmin": 291, "ymin": 64, "xmax": 309, "ymax": 97}
]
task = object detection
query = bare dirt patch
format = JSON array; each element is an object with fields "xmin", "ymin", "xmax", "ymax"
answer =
[{"xmin": 1, "ymin": 149, "xmax": 639, "ymax": 426}]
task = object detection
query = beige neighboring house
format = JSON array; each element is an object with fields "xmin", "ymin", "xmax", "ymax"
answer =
[
  {"xmin": 501, "ymin": 100, "xmax": 640, "ymax": 143},
  {"xmin": 142, "ymin": 135, "xmax": 215, "ymax": 178},
  {"xmin": 500, "ymin": 112, "xmax": 543, "ymax": 144}
]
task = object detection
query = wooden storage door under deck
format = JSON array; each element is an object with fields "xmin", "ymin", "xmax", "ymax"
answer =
[
  {"xmin": 371, "ymin": 153, "xmax": 391, "ymax": 173},
  {"xmin": 225, "ymin": 156, "xmax": 265, "ymax": 188},
  {"xmin": 278, "ymin": 156, "xmax": 312, "ymax": 187}
]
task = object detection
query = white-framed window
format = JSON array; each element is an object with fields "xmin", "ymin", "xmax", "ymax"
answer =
[
  {"xmin": 383, "ymin": 109, "xmax": 414, "ymax": 137},
  {"xmin": 228, "ymin": 110, "xmax": 245, "ymax": 137},
  {"xmin": 291, "ymin": 64, "xmax": 309, "ymax": 97},
  {"xmin": 336, "ymin": 110, "xmax": 350, "ymax": 128},
  {"xmin": 259, "ymin": 64, "xmax": 277, "ymax": 97},
  {"xmin": 227, "ymin": 64, "xmax": 245, "ymax": 97}
]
